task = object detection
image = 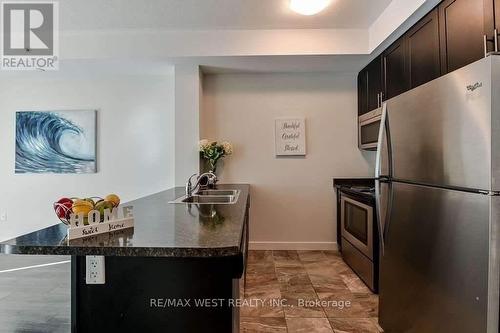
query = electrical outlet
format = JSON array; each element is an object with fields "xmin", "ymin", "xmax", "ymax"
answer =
[
  {"xmin": 0, "ymin": 212, "xmax": 6, "ymax": 222},
  {"xmin": 86, "ymin": 256, "xmax": 105, "ymax": 284}
]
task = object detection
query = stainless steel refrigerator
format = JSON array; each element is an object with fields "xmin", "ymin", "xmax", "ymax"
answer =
[{"xmin": 376, "ymin": 55, "xmax": 500, "ymax": 333}]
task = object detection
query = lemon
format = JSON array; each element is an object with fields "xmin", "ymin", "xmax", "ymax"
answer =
[
  {"xmin": 83, "ymin": 198, "xmax": 95, "ymax": 206},
  {"xmin": 72, "ymin": 200, "xmax": 94, "ymax": 216},
  {"xmin": 105, "ymin": 194, "xmax": 120, "ymax": 207}
]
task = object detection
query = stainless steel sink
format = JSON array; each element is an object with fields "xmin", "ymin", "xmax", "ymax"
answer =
[
  {"xmin": 169, "ymin": 189, "xmax": 240, "ymax": 205},
  {"xmin": 182, "ymin": 196, "xmax": 234, "ymax": 204},
  {"xmin": 195, "ymin": 190, "xmax": 239, "ymax": 196}
]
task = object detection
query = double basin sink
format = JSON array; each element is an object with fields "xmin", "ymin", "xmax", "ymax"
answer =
[{"xmin": 170, "ymin": 189, "xmax": 240, "ymax": 205}]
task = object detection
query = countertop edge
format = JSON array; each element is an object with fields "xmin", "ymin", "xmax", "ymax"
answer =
[{"xmin": 0, "ymin": 243, "xmax": 242, "ymax": 258}]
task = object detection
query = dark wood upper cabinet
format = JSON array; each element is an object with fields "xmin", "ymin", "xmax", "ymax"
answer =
[
  {"xmin": 383, "ymin": 37, "xmax": 409, "ymax": 100},
  {"xmin": 496, "ymin": 0, "xmax": 500, "ymax": 31},
  {"xmin": 439, "ymin": 0, "xmax": 494, "ymax": 74},
  {"xmin": 366, "ymin": 56, "xmax": 383, "ymax": 112},
  {"xmin": 357, "ymin": 0, "xmax": 500, "ymax": 128},
  {"xmin": 407, "ymin": 8, "xmax": 441, "ymax": 89},
  {"xmin": 358, "ymin": 57, "xmax": 383, "ymax": 116},
  {"xmin": 357, "ymin": 69, "xmax": 368, "ymax": 116}
]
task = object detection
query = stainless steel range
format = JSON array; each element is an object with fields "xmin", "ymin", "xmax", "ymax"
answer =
[{"xmin": 337, "ymin": 184, "xmax": 378, "ymax": 292}]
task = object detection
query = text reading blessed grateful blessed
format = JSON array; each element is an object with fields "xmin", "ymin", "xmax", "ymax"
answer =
[
  {"xmin": 282, "ymin": 121, "xmax": 301, "ymax": 152},
  {"xmin": 275, "ymin": 119, "xmax": 306, "ymax": 156}
]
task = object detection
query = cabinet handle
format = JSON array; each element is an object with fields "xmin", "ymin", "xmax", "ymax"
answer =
[
  {"xmin": 495, "ymin": 29, "xmax": 499, "ymax": 53},
  {"xmin": 484, "ymin": 34, "xmax": 488, "ymax": 57},
  {"xmin": 377, "ymin": 93, "xmax": 380, "ymax": 108}
]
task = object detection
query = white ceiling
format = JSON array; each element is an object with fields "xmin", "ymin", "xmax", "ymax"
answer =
[
  {"xmin": 44, "ymin": 0, "xmax": 439, "ymax": 73},
  {"xmin": 60, "ymin": 0, "xmax": 393, "ymax": 31},
  {"xmin": 0, "ymin": 55, "xmax": 371, "ymax": 79}
]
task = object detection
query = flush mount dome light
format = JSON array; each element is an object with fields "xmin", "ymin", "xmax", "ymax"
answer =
[{"xmin": 290, "ymin": 0, "xmax": 331, "ymax": 15}]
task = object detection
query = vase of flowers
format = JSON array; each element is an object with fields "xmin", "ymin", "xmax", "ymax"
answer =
[{"xmin": 199, "ymin": 139, "xmax": 233, "ymax": 175}]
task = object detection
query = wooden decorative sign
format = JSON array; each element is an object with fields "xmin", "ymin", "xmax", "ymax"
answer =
[
  {"xmin": 275, "ymin": 118, "xmax": 306, "ymax": 156},
  {"xmin": 67, "ymin": 206, "xmax": 134, "ymax": 240}
]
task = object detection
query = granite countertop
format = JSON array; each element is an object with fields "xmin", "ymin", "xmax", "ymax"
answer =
[{"xmin": 0, "ymin": 184, "xmax": 250, "ymax": 258}]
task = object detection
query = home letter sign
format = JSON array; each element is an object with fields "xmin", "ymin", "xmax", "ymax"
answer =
[
  {"xmin": 67, "ymin": 206, "xmax": 134, "ymax": 240},
  {"xmin": 275, "ymin": 118, "xmax": 306, "ymax": 156}
]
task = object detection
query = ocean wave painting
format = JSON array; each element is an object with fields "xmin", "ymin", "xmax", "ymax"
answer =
[{"xmin": 15, "ymin": 110, "xmax": 97, "ymax": 174}]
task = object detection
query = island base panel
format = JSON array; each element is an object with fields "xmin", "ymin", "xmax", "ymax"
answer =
[{"xmin": 71, "ymin": 255, "xmax": 242, "ymax": 333}]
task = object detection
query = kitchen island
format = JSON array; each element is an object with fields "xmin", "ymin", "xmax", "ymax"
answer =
[{"xmin": 0, "ymin": 184, "xmax": 250, "ymax": 333}]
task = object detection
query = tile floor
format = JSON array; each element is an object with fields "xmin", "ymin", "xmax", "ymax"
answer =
[
  {"xmin": 0, "ymin": 251, "xmax": 382, "ymax": 332},
  {"xmin": 240, "ymin": 250, "xmax": 382, "ymax": 333}
]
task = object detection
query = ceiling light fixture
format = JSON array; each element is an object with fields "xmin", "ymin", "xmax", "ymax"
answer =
[{"xmin": 289, "ymin": 0, "xmax": 331, "ymax": 16}]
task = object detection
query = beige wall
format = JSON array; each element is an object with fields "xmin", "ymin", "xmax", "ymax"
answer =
[{"xmin": 202, "ymin": 72, "xmax": 375, "ymax": 250}]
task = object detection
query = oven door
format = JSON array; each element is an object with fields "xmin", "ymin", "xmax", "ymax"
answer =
[
  {"xmin": 341, "ymin": 195, "xmax": 374, "ymax": 260},
  {"xmin": 359, "ymin": 109, "xmax": 382, "ymax": 150}
]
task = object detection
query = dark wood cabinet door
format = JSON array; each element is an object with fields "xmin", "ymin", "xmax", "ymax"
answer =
[
  {"xmin": 439, "ymin": 0, "xmax": 494, "ymax": 74},
  {"xmin": 367, "ymin": 56, "xmax": 383, "ymax": 111},
  {"xmin": 407, "ymin": 8, "xmax": 440, "ymax": 89},
  {"xmin": 494, "ymin": 0, "xmax": 500, "ymax": 40},
  {"xmin": 383, "ymin": 37, "xmax": 408, "ymax": 100},
  {"xmin": 357, "ymin": 69, "xmax": 368, "ymax": 116}
]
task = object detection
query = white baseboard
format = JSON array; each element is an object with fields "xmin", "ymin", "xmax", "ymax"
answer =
[{"xmin": 249, "ymin": 241, "xmax": 338, "ymax": 251}]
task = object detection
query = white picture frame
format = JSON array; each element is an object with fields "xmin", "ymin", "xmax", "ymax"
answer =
[{"xmin": 275, "ymin": 118, "xmax": 306, "ymax": 156}]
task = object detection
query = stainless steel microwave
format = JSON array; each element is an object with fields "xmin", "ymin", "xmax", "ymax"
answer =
[{"xmin": 358, "ymin": 109, "xmax": 382, "ymax": 150}]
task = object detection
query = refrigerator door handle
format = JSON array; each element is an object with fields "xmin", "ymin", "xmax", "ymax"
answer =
[
  {"xmin": 375, "ymin": 102, "xmax": 389, "ymax": 179},
  {"xmin": 375, "ymin": 180, "xmax": 384, "ymax": 254},
  {"xmin": 375, "ymin": 180, "xmax": 388, "ymax": 255},
  {"xmin": 375, "ymin": 102, "xmax": 391, "ymax": 255},
  {"xmin": 376, "ymin": 179, "xmax": 393, "ymax": 255}
]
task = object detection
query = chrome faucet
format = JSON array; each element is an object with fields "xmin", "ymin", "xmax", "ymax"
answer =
[{"xmin": 185, "ymin": 172, "xmax": 217, "ymax": 197}]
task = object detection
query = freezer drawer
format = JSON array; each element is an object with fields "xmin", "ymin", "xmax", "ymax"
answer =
[
  {"xmin": 379, "ymin": 182, "xmax": 495, "ymax": 333},
  {"xmin": 342, "ymin": 238, "xmax": 376, "ymax": 292}
]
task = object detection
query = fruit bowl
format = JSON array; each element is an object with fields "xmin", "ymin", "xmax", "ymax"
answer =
[{"xmin": 53, "ymin": 194, "xmax": 121, "ymax": 226}]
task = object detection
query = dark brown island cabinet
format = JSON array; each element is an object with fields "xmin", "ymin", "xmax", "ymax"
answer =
[
  {"xmin": 358, "ymin": 0, "xmax": 500, "ymax": 120},
  {"xmin": 0, "ymin": 185, "xmax": 251, "ymax": 333}
]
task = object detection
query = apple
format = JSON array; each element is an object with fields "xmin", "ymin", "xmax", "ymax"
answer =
[
  {"xmin": 55, "ymin": 198, "xmax": 73, "ymax": 219},
  {"xmin": 95, "ymin": 200, "xmax": 114, "ymax": 221}
]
